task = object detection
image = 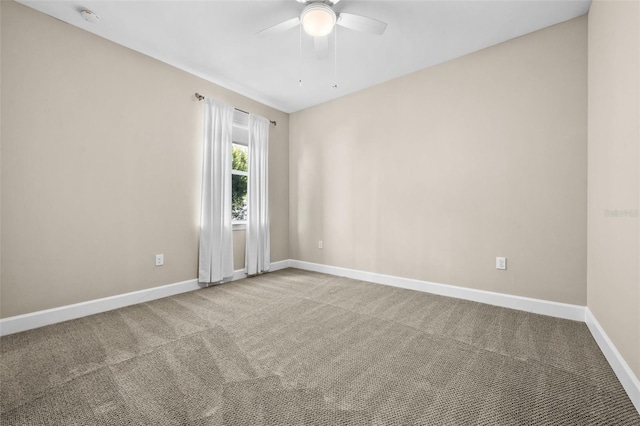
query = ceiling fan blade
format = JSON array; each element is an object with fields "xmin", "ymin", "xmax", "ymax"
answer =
[
  {"xmin": 337, "ymin": 13, "xmax": 387, "ymax": 35},
  {"xmin": 314, "ymin": 36, "xmax": 329, "ymax": 60},
  {"xmin": 256, "ymin": 17, "xmax": 300, "ymax": 37}
]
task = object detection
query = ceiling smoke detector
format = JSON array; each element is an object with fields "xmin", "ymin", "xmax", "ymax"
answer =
[{"xmin": 80, "ymin": 9, "xmax": 101, "ymax": 24}]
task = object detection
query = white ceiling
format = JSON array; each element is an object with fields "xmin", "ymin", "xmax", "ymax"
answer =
[{"xmin": 17, "ymin": 0, "xmax": 591, "ymax": 113}]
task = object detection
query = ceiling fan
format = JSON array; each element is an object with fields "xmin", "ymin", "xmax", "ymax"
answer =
[{"xmin": 257, "ymin": 0, "xmax": 388, "ymax": 59}]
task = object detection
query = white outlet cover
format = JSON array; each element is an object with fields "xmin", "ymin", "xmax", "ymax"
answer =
[
  {"xmin": 155, "ymin": 254, "xmax": 164, "ymax": 266},
  {"xmin": 496, "ymin": 257, "xmax": 506, "ymax": 270}
]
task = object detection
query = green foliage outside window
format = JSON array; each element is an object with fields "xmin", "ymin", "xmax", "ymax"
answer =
[{"xmin": 232, "ymin": 145, "xmax": 248, "ymax": 221}]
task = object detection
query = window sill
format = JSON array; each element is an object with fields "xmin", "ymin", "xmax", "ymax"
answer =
[{"xmin": 232, "ymin": 223, "xmax": 247, "ymax": 231}]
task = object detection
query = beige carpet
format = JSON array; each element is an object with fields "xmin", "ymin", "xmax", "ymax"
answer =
[{"xmin": 1, "ymin": 268, "xmax": 638, "ymax": 425}]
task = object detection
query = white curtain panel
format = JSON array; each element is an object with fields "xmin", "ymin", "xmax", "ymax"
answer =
[
  {"xmin": 245, "ymin": 114, "xmax": 271, "ymax": 275},
  {"xmin": 199, "ymin": 98, "xmax": 235, "ymax": 284}
]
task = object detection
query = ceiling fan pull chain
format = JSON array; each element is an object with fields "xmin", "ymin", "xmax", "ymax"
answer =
[
  {"xmin": 333, "ymin": 27, "xmax": 338, "ymax": 89},
  {"xmin": 299, "ymin": 25, "xmax": 303, "ymax": 87}
]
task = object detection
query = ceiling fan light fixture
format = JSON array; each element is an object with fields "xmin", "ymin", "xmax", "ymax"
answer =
[{"xmin": 301, "ymin": 4, "xmax": 336, "ymax": 37}]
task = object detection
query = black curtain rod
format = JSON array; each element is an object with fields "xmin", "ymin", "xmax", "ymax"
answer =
[{"xmin": 194, "ymin": 93, "xmax": 276, "ymax": 126}]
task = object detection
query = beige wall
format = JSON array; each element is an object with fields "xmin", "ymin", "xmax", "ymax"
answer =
[
  {"xmin": 587, "ymin": 0, "xmax": 640, "ymax": 378},
  {"xmin": 290, "ymin": 17, "xmax": 588, "ymax": 305},
  {"xmin": 0, "ymin": 1, "xmax": 289, "ymax": 318}
]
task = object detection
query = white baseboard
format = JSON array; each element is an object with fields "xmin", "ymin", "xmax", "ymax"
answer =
[
  {"xmin": 229, "ymin": 259, "xmax": 291, "ymax": 281},
  {"xmin": 289, "ymin": 260, "xmax": 585, "ymax": 321},
  {"xmin": 0, "ymin": 279, "xmax": 200, "ymax": 336},
  {"xmin": 585, "ymin": 308, "xmax": 640, "ymax": 412},
  {"xmin": 0, "ymin": 260, "xmax": 291, "ymax": 337}
]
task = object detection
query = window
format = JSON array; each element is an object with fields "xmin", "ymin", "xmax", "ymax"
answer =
[
  {"xmin": 231, "ymin": 110, "xmax": 249, "ymax": 227},
  {"xmin": 232, "ymin": 143, "xmax": 248, "ymax": 223}
]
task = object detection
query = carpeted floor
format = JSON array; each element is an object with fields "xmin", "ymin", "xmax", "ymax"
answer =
[{"xmin": 1, "ymin": 268, "xmax": 638, "ymax": 425}]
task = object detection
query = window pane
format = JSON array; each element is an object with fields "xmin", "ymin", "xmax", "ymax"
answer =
[
  {"xmin": 232, "ymin": 144, "xmax": 248, "ymax": 172},
  {"xmin": 232, "ymin": 174, "xmax": 247, "ymax": 222}
]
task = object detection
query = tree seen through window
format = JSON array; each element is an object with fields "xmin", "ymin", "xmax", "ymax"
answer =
[{"xmin": 232, "ymin": 144, "xmax": 248, "ymax": 222}]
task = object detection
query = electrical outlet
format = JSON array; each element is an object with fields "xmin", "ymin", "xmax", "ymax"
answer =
[
  {"xmin": 318, "ymin": 240, "xmax": 323, "ymax": 249},
  {"xmin": 496, "ymin": 257, "xmax": 506, "ymax": 270},
  {"xmin": 155, "ymin": 254, "xmax": 164, "ymax": 266}
]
